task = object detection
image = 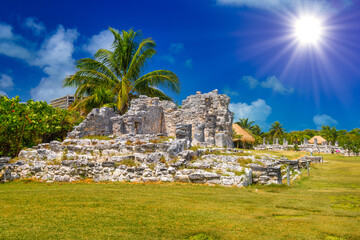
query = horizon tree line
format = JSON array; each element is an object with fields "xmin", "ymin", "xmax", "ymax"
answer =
[{"xmin": 234, "ymin": 117, "xmax": 360, "ymax": 155}]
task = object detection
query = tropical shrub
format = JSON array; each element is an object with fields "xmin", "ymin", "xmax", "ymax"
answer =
[{"xmin": 0, "ymin": 96, "xmax": 84, "ymax": 157}]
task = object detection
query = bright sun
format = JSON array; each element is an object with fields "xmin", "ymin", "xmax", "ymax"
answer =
[{"xmin": 294, "ymin": 16, "xmax": 323, "ymax": 44}]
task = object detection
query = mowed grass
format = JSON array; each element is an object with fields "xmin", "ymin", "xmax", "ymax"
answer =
[
  {"xmin": 249, "ymin": 149, "xmax": 310, "ymax": 160},
  {"xmin": 1, "ymin": 153, "xmax": 360, "ymax": 240}
]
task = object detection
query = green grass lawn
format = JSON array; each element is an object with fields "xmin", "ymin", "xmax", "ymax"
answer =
[{"xmin": 1, "ymin": 153, "xmax": 360, "ymax": 240}]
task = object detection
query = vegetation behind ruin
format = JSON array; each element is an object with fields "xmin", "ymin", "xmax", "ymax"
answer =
[{"xmin": 0, "ymin": 96, "xmax": 84, "ymax": 157}]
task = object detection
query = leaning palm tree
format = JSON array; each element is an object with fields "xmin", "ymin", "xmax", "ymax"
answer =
[
  {"xmin": 63, "ymin": 27, "xmax": 180, "ymax": 114},
  {"xmin": 269, "ymin": 121, "xmax": 286, "ymax": 138}
]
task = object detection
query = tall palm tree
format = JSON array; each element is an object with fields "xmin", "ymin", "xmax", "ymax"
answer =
[
  {"xmin": 235, "ymin": 118, "xmax": 255, "ymax": 130},
  {"xmin": 63, "ymin": 27, "xmax": 180, "ymax": 114},
  {"xmin": 269, "ymin": 121, "xmax": 286, "ymax": 138}
]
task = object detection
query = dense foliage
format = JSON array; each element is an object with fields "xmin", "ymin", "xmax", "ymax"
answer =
[
  {"xmin": 64, "ymin": 27, "xmax": 180, "ymax": 114},
  {"xmin": 0, "ymin": 96, "xmax": 83, "ymax": 157}
]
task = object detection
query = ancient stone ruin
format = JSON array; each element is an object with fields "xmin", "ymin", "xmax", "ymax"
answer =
[
  {"xmin": 0, "ymin": 90, "xmax": 324, "ymax": 186},
  {"xmin": 68, "ymin": 89, "xmax": 234, "ymax": 148}
]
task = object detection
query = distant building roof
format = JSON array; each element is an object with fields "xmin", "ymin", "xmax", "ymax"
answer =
[
  {"xmin": 309, "ymin": 136, "xmax": 327, "ymax": 144},
  {"xmin": 232, "ymin": 124, "xmax": 255, "ymax": 143}
]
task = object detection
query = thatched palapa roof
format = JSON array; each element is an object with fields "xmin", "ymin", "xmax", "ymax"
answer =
[
  {"xmin": 308, "ymin": 136, "xmax": 327, "ymax": 144},
  {"xmin": 232, "ymin": 124, "xmax": 255, "ymax": 143}
]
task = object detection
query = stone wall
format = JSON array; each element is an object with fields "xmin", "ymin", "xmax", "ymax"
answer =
[
  {"xmin": 69, "ymin": 90, "xmax": 234, "ymax": 148},
  {"xmin": 159, "ymin": 90, "xmax": 233, "ymax": 147},
  {"xmin": 111, "ymin": 96, "xmax": 166, "ymax": 135},
  {"xmin": 67, "ymin": 108, "xmax": 116, "ymax": 138}
]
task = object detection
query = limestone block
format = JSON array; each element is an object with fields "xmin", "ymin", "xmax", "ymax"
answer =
[{"xmin": 215, "ymin": 132, "xmax": 234, "ymax": 148}]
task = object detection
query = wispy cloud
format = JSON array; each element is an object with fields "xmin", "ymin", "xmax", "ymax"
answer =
[
  {"xmin": 242, "ymin": 76, "xmax": 259, "ymax": 89},
  {"xmin": 260, "ymin": 76, "xmax": 294, "ymax": 94},
  {"xmin": 0, "ymin": 23, "xmax": 14, "ymax": 39},
  {"xmin": 30, "ymin": 26, "xmax": 78, "ymax": 101},
  {"xmin": 0, "ymin": 74, "xmax": 14, "ymax": 89},
  {"xmin": 223, "ymin": 86, "xmax": 239, "ymax": 96},
  {"xmin": 0, "ymin": 90, "xmax": 7, "ymax": 96},
  {"xmin": 24, "ymin": 17, "xmax": 45, "ymax": 35},
  {"xmin": 242, "ymin": 75, "xmax": 293, "ymax": 94},
  {"xmin": 313, "ymin": 114, "xmax": 338, "ymax": 128},
  {"xmin": 159, "ymin": 43, "xmax": 185, "ymax": 64},
  {"xmin": 0, "ymin": 20, "xmax": 79, "ymax": 102}
]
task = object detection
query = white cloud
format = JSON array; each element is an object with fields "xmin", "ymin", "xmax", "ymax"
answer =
[
  {"xmin": 0, "ymin": 23, "xmax": 14, "ymax": 39},
  {"xmin": 0, "ymin": 90, "xmax": 7, "ymax": 96},
  {"xmin": 0, "ymin": 22, "xmax": 32, "ymax": 60},
  {"xmin": 84, "ymin": 29, "xmax": 114, "ymax": 54},
  {"xmin": 30, "ymin": 26, "xmax": 78, "ymax": 101},
  {"xmin": 242, "ymin": 75, "xmax": 293, "ymax": 94},
  {"xmin": 185, "ymin": 58, "xmax": 193, "ymax": 68},
  {"xmin": 24, "ymin": 17, "xmax": 45, "ymax": 35},
  {"xmin": 242, "ymin": 75, "xmax": 259, "ymax": 89},
  {"xmin": 0, "ymin": 74, "xmax": 14, "ymax": 89},
  {"xmin": 313, "ymin": 114, "xmax": 338, "ymax": 128},
  {"xmin": 0, "ymin": 41, "xmax": 32, "ymax": 60},
  {"xmin": 229, "ymin": 99, "xmax": 272, "ymax": 128},
  {"xmin": 260, "ymin": 76, "xmax": 294, "ymax": 94}
]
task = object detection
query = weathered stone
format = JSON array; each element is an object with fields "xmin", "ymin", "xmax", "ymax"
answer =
[
  {"xmin": 215, "ymin": 132, "xmax": 234, "ymax": 148},
  {"xmin": 67, "ymin": 107, "xmax": 116, "ymax": 138},
  {"xmin": 102, "ymin": 161, "xmax": 116, "ymax": 167},
  {"xmin": 174, "ymin": 175, "xmax": 189, "ymax": 182},
  {"xmin": 175, "ymin": 124, "xmax": 192, "ymax": 145}
]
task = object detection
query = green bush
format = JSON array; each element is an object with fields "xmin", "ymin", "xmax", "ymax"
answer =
[{"xmin": 0, "ymin": 96, "xmax": 84, "ymax": 157}]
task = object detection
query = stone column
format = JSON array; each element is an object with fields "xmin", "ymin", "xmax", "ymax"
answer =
[
  {"xmin": 204, "ymin": 115, "xmax": 216, "ymax": 145},
  {"xmin": 314, "ymin": 138, "xmax": 317, "ymax": 146},
  {"xmin": 193, "ymin": 123, "xmax": 205, "ymax": 145},
  {"xmin": 263, "ymin": 137, "xmax": 266, "ymax": 145}
]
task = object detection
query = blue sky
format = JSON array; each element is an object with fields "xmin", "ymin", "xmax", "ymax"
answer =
[{"xmin": 0, "ymin": 0, "xmax": 359, "ymax": 131}]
